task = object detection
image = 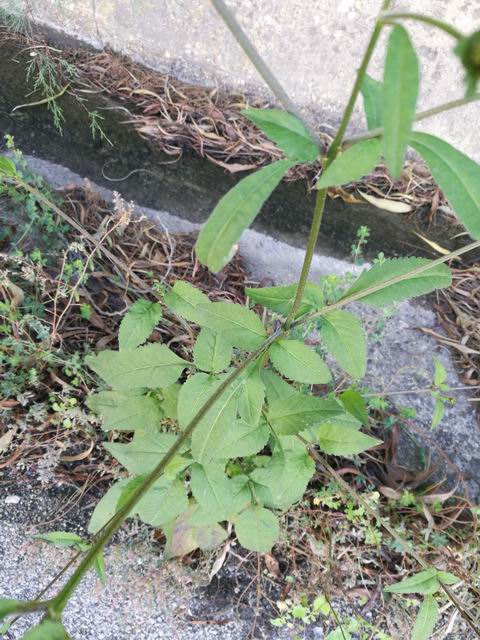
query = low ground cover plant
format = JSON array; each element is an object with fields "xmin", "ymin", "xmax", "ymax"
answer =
[{"xmin": 1, "ymin": 1, "xmax": 480, "ymax": 638}]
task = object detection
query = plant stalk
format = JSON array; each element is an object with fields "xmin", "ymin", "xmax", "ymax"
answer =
[
  {"xmin": 344, "ymin": 92, "xmax": 480, "ymax": 146},
  {"xmin": 380, "ymin": 12, "xmax": 463, "ymax": 40},
  {"xmin": 284, "ymin": 0, "xmax": 391, "ymax": 325},
  {"xmin": 209, "ymin": 0, "xmax": 319, "ymax": 144}
]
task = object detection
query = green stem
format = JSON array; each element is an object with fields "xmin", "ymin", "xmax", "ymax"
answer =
[
  {"xmin": 380, "ymin": 12, "xmax": 463, "ymax": 40},
  {"xmin": 284, "ymin": 0, "xmax": 391, "ymax": 326},
  {"xmin": 344, "ymin": 92, "xmax": 480, "ymax": 146},
  {"xmin": 292, "ymin": 238, "xmax": 480, "ymax": 327},
  {"xmin": 49, "ymin": 329, "xmax": 281, "ymax": 615},
  {"xmin": 209, "ymin": 0, "xmax": 319, "ymax": 144}
]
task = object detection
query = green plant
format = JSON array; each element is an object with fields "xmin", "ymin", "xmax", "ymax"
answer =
[{"xmin": 1, "ymin": 2, "xmax": 480, "ymax": 639}]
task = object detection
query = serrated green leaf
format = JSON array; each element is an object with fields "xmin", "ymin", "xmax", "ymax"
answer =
[
  {"xmin": 177, "ymin": 372, "xmax": 222, "ymax": 428},
  {"xmin": 268, "ymin": 392, "xmax": 343, "ymax": 435},
  {"xmin": 412, "ymin": 595, "xmax": 439, "ymax": 640},
  {"xmin": 190, "ymin": 464, "xmax": 250, "ymax": 519},
  {"xmin": 319, "ymin": 310, "xmax": 366, "ymax": 378},
  {"xmin": 195, "ymin": 159, "xmax": 296, "ymax": 272},
  {"xmin": 410, "ymin": 132, "xmax": 480, "ymax": 240},
  {"xmin": 104, "ymin": 432, "xmax": 178, "ymax": 474},
  {"xmin": 87, "ymin": 390, "xmax": 164, "ymax": 431},
  {"xmin": 340, "ymin": 257, "xmax": 452, "ymax": 307},
  {"xmin": 163, "ymin": 281, "xmax": 210, "ymax": 323},
  {"xmin": 246, "ymin": 281, "xmax": 324, "ymax": 317},
  {"xmin": 196, "ymin": 302, "xmax": 267, "ymax": 350},
  {"xmin": 118, "ymin": 299, "xmax": 162, "ymax": 350},
  {"xmin": 190, "ymin": 375, "xmax": 242, "ymax": 464},
  {"xmin": 164, "ymin": 505, "xmax": 227, "ymax": 558},
  {"xmin": 385, "ymin": 568, "xmax": 440, "ymax": 595},
  {"xmin": 269, "ymin": 339, "xmax": 331, "ymax": 384},
  {"xmin": 0, "ymin": 155, "xmax": 17, "ymax": 177},
  {"xmin": 340, "ymin": 389, "xmax": 368, "ymax": 426},
  {"xmin": 136, "ymin": 478, "xmax": 188, "ymax": 526},
  {"xmin": 243, "ymin": 108, "xmax": 319, "ymax": 162},
  {"xmin": 315, "ymin": 423, "xmax": 381, "ymax": 456},
  {"xmin": 383, "ymin": 25, "xmax": 419, "ymax": 178},
  {"xmin": 262, "ymin": 369, "xmax": 297, "ymax": 405},
  {"xmin": 33, "ymin": 531, "xmax": 82, "ymax": 547},
  {"xmin": 87, "ymin": 343, "xmax": 189, "ymax": 390},
  {"xmin": 250, "ymin": 438, "xmax": 315, "ymax": 509},
  {"xmin": 215, "ymin": 418, "xmax": 269, "ymax": 458},
  {"xmin": 361, "ymin": 73, "xmax": 383, "ymax": 130},
  {"xmin": 317, "ymin": 139, "xmax": 381, "ymax": 189},
  {"xmin": 22, "ymin": 620, "xmax": 70, "ymax": 640},
  {"xmin": 238, "ymin": 364, "xmax": 265, "ymax": 426},
  {"xmin": 193, "ymin": 327, "xmax": 232, "ymax": 373},
  {"xmin": 88, "ymin": 478, "xmax": 130, "ymax": 534},
  {"xmin": 235, "ymin": 505, "xmax": 279, "ymax": 552}
]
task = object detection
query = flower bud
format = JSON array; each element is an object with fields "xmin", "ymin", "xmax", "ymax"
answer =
[{"xmin": 455, "ymin": 30, "xmax": 480, "ymax": 96}]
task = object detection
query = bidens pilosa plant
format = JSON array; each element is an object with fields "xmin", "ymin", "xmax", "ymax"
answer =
[{"xmin": 2, "ymin": 1, "xmax": 480, "ymax": 638}]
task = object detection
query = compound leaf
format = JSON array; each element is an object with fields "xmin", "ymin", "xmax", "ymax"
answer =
[
  {"xmin": 410, "ymin": 132, "xmax": 480, "ymax": 240},
  {"xmin": 269, "ymin": 339, "xmax": 331, "ymax": 384},
  {"xmin": 319, "ymin": 310, "xmax": 366, "ymax": 378},
  {"xmin": 340, "ymin": 257, "xmax": 452, "ymax": 307},
  {"xmin": 235, "ymin": 505, "xmax": 279, "ymax": 552},
  {"xmin": 243, "ymin": 108, "xmax": 319, "ymax": 162},
  {"xmin": 118, "ymin": 299, "xmax": 162, "ymax": 350},
  {"xmin": 317, "ymin": 139, "xmax": 381, "ymax": 188},
  {"xmin": 136, "ymin": 478, "xmax": 188, "ymax": 526},
  {"xmin": 195, "ymin": 159, "xmax": 296, "ymax": 273},
  {"xmin": 383, "ymin": 25, "xmax": 419, "ymax": 178},
  {"xmin": 86, "ymin": 343, "xmax": 189, "ymax": 390}
]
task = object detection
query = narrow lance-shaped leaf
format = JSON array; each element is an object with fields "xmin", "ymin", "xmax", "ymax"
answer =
[
  {"xmin": 339, "ymin": 257, "xmax": 452, "ymax": 307},
  {"xmin": 361, "ymin": 73, "xmax": 383, "ymax": 130},
  {"xmin": 0, "ymin": 155, "xmax": 17, "ymax": 177},
  {"xmin": 385, "ymin": 568, "xmax": 440, "ymax": 595},
  {"xmin": 383, "ymin": 25, "xmax": 419, "ymax": 178},
  {"xmin": 195, "ymin": 159, "xmax": 296, "ymax": 273},
  {"xmin": 412, "ymin": 595, "xmax": 439, "ymax": 640},
  {"xmin": 118, "ymin": 299, "xmax": 162, "ymax": 350},
  {"xmin": 242, "ymin": 108, "xmax": 319, "ymax": 162},
  {"xmin": 317, "ymin": 139, "xmax": 381, "ymax": 189},
  {"xmin": 410, "ymin": 132, "xmax": 480, "ymax": 240}
]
